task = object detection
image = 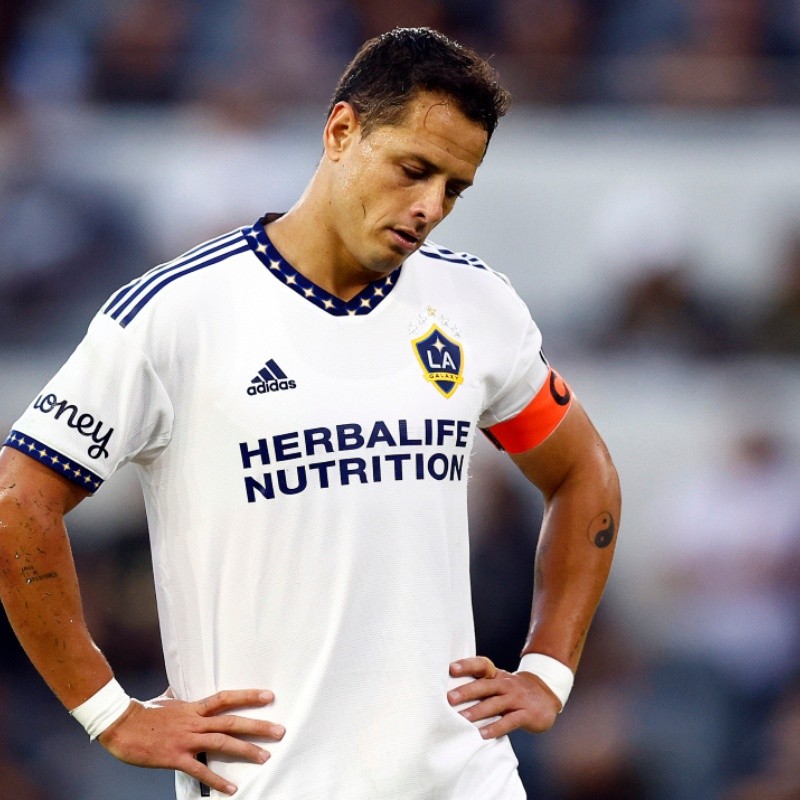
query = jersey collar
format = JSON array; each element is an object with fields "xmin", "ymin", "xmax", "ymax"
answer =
[{"xmin": 245, "ymin": 219, "xmax": 401, "ymax": 317}]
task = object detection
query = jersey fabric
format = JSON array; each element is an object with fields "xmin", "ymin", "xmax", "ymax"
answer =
[{"xmin": 6, "ymin": 218, "xmax": 568, "ymax": 800}]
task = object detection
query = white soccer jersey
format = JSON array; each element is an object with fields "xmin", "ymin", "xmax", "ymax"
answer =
[{"xmin": 6, "ymin": 218, "xmax": 558, "ymax": 800}]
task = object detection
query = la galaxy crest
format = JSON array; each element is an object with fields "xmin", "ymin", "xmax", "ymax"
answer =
[{"xmin": 410, "ymin": 308, "xmax": 464, "ymax": 398}]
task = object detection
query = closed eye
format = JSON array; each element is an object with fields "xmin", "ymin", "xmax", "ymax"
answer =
[
  {"xmin": 401, "ymin": 164, "xmax": 426, "ymax": 180},
  {"xmin": 400, "ymin": 163, "xmax": 470, "ymax": 200}
]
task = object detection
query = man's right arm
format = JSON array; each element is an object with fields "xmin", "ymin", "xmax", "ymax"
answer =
[
  {"xmin": 0, "ymin": 447, "xmax": 284, "ymax": 796},
  {"xmin": 0, "ymin": 447, "xmax": 108, "ymax": 706}
]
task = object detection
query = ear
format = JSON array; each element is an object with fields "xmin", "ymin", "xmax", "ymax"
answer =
[{"xmin": 323, "ymin": 101, "xmax": 361, "ymax": 161}]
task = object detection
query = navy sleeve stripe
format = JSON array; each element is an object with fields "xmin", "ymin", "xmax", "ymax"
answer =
[
  {"xmin": 419, "ymin": 242, "xmax": 490, "ymax": 270},
  {"xmin": 103, "ymin": 231, "xmax": 247, "ymax": 328},
  {"xmin": 102, "ymin": 228, "xmax": 244, "ymax": 317},
  {"xmin": 4, "ymin": 431, "xmax": 104, "ymax": 493},
  {"xmin": 173, "ymin": 227, "xmax": 245, "ymax": 261},
  {"xmin": 107, "ymin": 230, "xmax": 245, "ymax": 321},
  {"xmin": 101, "ymin": 276, "xmax": 140, "ymax": 316},
  {"xmin": 419, "ymin": 242, "xmax": 515, "ymax": 287},
  {"xmin": 117, "ymin": 244, "xmax": 250, "ymax": 327}
]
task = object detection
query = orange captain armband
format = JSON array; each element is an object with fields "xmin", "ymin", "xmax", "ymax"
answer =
[{"xmin": 484, "ymin": 368, "xmax": 573, "ymax": 453}]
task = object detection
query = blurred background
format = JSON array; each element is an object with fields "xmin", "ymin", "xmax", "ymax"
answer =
[{"xmin": 1, "ymin": 1, "xmax": 800, "ymax": 798}]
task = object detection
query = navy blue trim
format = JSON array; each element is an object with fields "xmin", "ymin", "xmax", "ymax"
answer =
[
  {"xmin": 103, "ymin": 229, "xmax": 243, "ymax": 318},
  {"xmin": 419, "ymin": 242, "xmax": 489, "ymax": 269},
  {"xmin": 103, "ymin": 229, "xmax": 247, "ymax": 327},
  {"xmin": 118, "ymin": 244, "xmax": 249, "ymax": 328},
  {"xmin": 101, "ymin": 276, "xmax": 139, "ymax": 317},
  {"xmin": 245, "ymin": 221, "xmax": 400, "ymax": 317},
  {"xmin": 4, "ymin": 431, "xmax": 103, "ymax": 493}
]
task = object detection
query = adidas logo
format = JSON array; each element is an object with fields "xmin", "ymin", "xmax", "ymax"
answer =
[{"xmin": 247, "ymin": 359, "xmax": 297, "ymax": 395}]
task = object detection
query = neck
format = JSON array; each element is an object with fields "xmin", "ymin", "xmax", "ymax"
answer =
[{"xmin": 265, "ymin": 185, "xmax": 380, "ymax": 302}]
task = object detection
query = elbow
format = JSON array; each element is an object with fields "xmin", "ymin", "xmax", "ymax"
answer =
[
  {"xmin": 592, "ymin": 440, "xmax": 621, "ymax": 510},
  {"xmin": 600, "ymin": 449, "xmax": 621, "ymax": 504}
]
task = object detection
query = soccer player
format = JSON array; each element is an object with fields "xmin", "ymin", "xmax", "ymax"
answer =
[{"xmin": 0, "ymin": 27, "xmax": 620, "ymax": 800}]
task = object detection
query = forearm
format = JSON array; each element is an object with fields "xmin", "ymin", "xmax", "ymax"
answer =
[
  {"xmin": 0, "ymin": 490, "xmax": 112, "ymax": 710},
  {"xmin": 0, "ymin": 469, "xmax": 283, "ymax": 793},
  {"xmin": 448, "ymin": 447, "xmax": 619, "ymax": 736},
  {"xmin": 522, "ymin": 456, "xmax": 620, "ymax": 671}
]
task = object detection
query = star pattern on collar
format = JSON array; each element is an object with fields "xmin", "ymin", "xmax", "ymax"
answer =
[
  {"xmin": 4, "ymin": 431, "xmax": 103, "ymax": 492},
  {"xmin": 245, "ymin": 220, "xmax": 401, "ymax": 317}
]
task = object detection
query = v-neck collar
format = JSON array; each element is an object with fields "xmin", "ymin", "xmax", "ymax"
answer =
[{"xmin": 245, "ymin": 218, "xmax": 401, "ymax": 317}]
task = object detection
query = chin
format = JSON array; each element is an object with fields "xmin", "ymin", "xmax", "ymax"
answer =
[{"xmin": 362, "ymin": 251, "xmax": 404, "ymax": 275}]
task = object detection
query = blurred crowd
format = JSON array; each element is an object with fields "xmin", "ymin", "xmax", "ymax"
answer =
[
  {"xmin": 5, "ymin": 0, "xmax": 800, "ymax": 113},
  {"xmin": 2, "ymin": 2, "xmax": 800, "ymax": 800},
  {"xmin": 471, "ymin": 430, "xmax": 800, "ymax": 800}
]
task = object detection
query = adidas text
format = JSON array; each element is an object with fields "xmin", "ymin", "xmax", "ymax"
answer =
[{"xmin": 248, "ymin": 379, "xmax": 297, "ymax": 395}]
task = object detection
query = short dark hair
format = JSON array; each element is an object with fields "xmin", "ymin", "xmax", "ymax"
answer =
[{"xmin": 328, "ymin": 27, "xmax": 510, "ymax": 143}]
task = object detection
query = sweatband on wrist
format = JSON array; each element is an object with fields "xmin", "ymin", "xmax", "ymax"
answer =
[
  {"xmin": 69, "ymin": 678, "xmax": 131, "ymax": 740},
  {"xmin": 515, "ymin": 653, "xmax": 574, "ymax": 711}
]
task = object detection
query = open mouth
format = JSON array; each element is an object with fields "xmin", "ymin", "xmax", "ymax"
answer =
[{"xmin": 392, "ymin": 228, "xmax": 420, "ymax": 248}]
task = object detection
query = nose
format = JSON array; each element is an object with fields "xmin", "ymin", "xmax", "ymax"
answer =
[{"xmin": 412, "ymin": 181, "xmax": 446, "ymax": 227}]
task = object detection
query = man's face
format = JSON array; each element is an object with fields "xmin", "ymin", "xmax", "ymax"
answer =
[{"xmin": 326, "ymin": 91, "xmax": 489, "ymax": 277}]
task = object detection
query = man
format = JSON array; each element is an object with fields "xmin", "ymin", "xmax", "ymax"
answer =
[{"xmin": 0, "ymin": 27, "xmax": 620, "ymax": 800}]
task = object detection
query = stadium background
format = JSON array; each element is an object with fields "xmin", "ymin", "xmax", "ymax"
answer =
[{"xmin": 1, "ymin": 1, "xmax": 800, "ymax": 798}]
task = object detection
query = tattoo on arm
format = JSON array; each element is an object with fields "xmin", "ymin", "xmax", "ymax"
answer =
[
  {"xmin": 19, "ymin": 552, "xmax": 60, "ymax": 585},
  {"xmin": 23, "ymin": 570, "xmax": 59, "ymax": 584},
  {"xmin": 587, "ymin": 513, "xmax": 615, "ymax": 549}
]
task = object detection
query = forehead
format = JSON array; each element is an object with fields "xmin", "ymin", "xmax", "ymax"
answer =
[{"xmin": 370, "ymin": 92, "xmax": 488, "ymax": 173}]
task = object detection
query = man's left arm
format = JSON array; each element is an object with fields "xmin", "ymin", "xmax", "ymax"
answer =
[{"xmin": 448, "ymin": 397, "xmax": 620, "ymax": 737}]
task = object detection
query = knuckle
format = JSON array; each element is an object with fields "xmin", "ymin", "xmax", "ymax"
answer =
[
  {"xmin": 217, "ymin": 714, "xmax": 236, "ymax": 732},
  {"xmin": 179, "ymin": 756, "xmax": 204, "ymax": 778},
  {"xmin": 206, "ymin": 732, "xmax": 228, "ymax": 751},
  {"xmin": 187, "ymin": 716, "xmax": 205, "ymax": 733}
]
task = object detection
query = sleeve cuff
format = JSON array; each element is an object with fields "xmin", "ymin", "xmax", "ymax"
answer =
[{"xmin": 4, "ymin": 430, "xmax": 104, "ymax": 493}]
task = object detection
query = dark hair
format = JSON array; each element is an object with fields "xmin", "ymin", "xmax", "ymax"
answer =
[{"xmin": 328, "ymin": 27, "xmax": 510, "ymax": 143}]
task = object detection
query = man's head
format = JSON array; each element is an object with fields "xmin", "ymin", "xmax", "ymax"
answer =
[
  {"xmin": 303, "ymin": 28, "xmax": 510, "ymax": 284},
  {"xmin": 328, "ymin": 27, "xmax": 510, "ymax": 147}
]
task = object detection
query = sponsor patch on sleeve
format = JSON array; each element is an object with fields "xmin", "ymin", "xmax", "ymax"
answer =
[{"xmin": 484, "ymin": 368, "xmax": 572, "ymax": 453}]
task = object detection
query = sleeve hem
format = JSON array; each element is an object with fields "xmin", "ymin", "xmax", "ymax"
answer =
[{"xmin": 4, "ymin": 430, "xmax": 104, "ymax": 493}]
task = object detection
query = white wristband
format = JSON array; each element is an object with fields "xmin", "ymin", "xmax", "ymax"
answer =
[
  {"xmin": 515, "ymin": 653, "xmax": 574, "ymax": 711},
  {"xmin": 69, "ymin": 678, "xmax": 132, "ymax": 741}
]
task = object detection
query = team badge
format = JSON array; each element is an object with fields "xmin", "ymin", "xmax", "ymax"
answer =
[{"xmin": 412, "ymin": 324, "xmax": 464, "ymax": 398}]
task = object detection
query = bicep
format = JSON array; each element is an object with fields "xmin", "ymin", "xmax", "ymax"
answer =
[{"xmin": 508, "ymin": 398, "xmax": 617, "ymax": 500}]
